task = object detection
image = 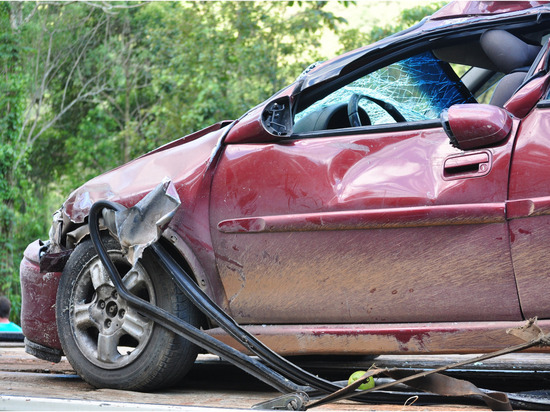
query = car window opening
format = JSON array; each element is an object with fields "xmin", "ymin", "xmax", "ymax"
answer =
[
  {"xmin": 293, "ymin": 28, "xmax": 549, "ymax": 136},
  {"xmin": 293, "ymin": 50, "xmax": 475, "ymax": 134}
]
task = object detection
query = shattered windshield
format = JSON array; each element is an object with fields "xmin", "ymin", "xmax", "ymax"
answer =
[{"xmin": 295, "ymin": 51, "xmax": 475, "ymax": 127}]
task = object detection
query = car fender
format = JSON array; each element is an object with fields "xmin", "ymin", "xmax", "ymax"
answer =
[{"xmin": 49, "ymin": 122, "xmax": 233, "ymax": 309}]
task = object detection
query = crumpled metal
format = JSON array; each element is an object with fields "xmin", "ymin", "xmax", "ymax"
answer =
[
  {"xmin": 104, "ymin": 177, "xmax": 181, "ymax": 267},
  {"xmin": 39, "ymin": 210, "xmax": 73, "ymax": 272}
]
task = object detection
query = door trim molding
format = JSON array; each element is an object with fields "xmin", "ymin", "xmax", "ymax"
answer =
[{"xmin": 218, "ymin": 203, "xmax": 506, "ymax": 233}]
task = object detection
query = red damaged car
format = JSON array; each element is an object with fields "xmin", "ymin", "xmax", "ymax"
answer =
[{"xmin": 20, "ymin": 1, "xmax": 550, "ymax": 392}]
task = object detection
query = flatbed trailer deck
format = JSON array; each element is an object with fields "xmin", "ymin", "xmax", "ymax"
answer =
[{"xmin": 2, "ymin": 342, "xmax": 550, "ymax": 411}]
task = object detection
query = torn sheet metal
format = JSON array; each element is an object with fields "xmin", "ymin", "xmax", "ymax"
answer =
[
  {"xmin": 507, "ymin": 317, "xmax": 550, "ymax": 345},
  {"xmin": 39, "ymin": 210, "xmax": 72, "ymax": 272},
  {"xmin": 103, "ymin": 177, "xmax": 181, "ymax": 267},
  {"xmin": 252, "ymin": 392, "xmax": 309, "ymax": 411}
]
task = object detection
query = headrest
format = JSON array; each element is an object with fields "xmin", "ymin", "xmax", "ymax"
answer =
[{"xmin": 480, "ymin": 30, "xmax": 541, "ymax": 74}]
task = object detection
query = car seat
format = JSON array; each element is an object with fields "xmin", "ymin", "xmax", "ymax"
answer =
[{"xmin": 480, "ymin": 30, "xmax": 541, "ymax": 106}]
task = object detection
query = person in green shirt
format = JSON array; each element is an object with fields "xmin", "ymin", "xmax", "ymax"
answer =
[{"xmin": 0, "ymin": 296, "xmax": 22, "ymax": 332}]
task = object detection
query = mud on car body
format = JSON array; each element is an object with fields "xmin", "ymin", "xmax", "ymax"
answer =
[{"xmin": 20, "ymin": 1, "xmax": 550, "ymax": 391}]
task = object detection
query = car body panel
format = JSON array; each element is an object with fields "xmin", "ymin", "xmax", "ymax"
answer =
[
  {"xmin": 20, "ymin": 240, "xmax": 62, "ymax": 350},
  {"xmin": 210, "ymin": 122, "xmax": 521, "ymax": 324},
  {"xmin": 508, "ymin": 100, "xmax": 550, "ymax": 319},
  {"xmin": 206, "ymin": 320, "xmax": 550, "ymax": 356},
  {"xmin": 62, "ymin": 124, "xmax": 230, "ymax": 302},
  {"xmin": 63, "ymin": 123, "xmax": 227, "ymax": 224},
  {"xmin": 430, "ymin": 1, "xmax": 549, "ymax": 19},
  {"xmin": 21, "ymin": 124, "xmax": 232, "ymax": 346},
  {"xmin": 431, "ymin": 1, "xmax": 549, "ymax": 19},
  {"xmin": 505, "ymin": 74, "xmax": 550, "ymax": 118}
]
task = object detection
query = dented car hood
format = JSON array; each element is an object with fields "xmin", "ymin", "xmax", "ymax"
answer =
[{"xmin": 63, "ymin": 122, "xmax": 230, "ymax": 224}]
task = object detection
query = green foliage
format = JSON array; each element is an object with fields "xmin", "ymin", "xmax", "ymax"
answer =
[
  {"xmin": 337, "ymin": 2, "xmax": 446, "ymax": 52},
  {"xmin": 0, "ymin": 2, "xmax": 39, "ymax": 322},
  {"xmin": 1, "ymin": 3, "xmax": 20, "ymax": 320},
  {"xmin": 136, "ymin": 1, "xmax": 344, "ymax": 142}
]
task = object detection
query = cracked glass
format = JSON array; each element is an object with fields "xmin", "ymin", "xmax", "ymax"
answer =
[{"xmin": 295, "ymin": 51, "xmax": 475, "ymax": 128}]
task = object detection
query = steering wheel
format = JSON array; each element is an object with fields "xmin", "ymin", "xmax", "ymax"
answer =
[{"xmin": 347, "ymin": 93, "xmax": 407, "ymax": 127}]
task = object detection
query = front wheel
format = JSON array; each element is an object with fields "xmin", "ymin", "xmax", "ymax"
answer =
[{"xmin": 56, "ymin": 235, "xmax": 201, "ymax": 391}]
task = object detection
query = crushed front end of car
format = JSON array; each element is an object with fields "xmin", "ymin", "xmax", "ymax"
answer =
[{"xmin": 19, "ymin": 121, "xmax": 232, "ymax": 362}]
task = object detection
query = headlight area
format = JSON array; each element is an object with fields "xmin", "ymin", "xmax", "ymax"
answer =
[{"xmin": 39, "ymin": 209, "xmax": 74, "ymax": 273}]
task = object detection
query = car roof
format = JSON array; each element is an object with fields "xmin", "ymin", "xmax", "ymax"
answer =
[{"xmin": 429, "ymin": 1, "xmax": 549, "ymax": 20}]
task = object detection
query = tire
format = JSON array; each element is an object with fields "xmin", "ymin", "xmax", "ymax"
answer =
[{"xmin": 56, "ymin": 235, "xmax": 201, "ymax": 391}]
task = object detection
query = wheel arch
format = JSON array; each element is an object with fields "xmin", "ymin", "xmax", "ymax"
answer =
[
  {"xmin": 63, "ymin": 222, "xmax": 212, "ymax": 330},
  {"xmin": 159, "ymin": 227, "xmax": 220, "ymax": 325}
]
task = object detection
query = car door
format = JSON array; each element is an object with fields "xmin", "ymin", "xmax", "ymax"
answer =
[
  {"xmin": 506, "ymin": 46, "xmax": 550, "ymax": 319},
  {"xmin": 209, "ymin": 50, "xmax": 522, "ymax": 325}
]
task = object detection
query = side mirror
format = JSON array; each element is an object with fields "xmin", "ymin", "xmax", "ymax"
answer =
[
  {"xmin": 441, "ymin": 104, "xmax": 513, "ymax": 150},
  {"xmin": 261, "ymin": 96, "xmax": 292, "ymax": 137},
  {"xmin": 225, "ymin": 96, "xmax": 293, "ymax": 144}
]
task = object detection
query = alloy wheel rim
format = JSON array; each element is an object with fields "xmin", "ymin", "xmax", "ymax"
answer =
[{"xmin": 70, "ymin": 252, "xmax": 155, "ymax": 369}]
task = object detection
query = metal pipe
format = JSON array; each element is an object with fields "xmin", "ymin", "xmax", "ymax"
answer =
[
  {"xmin": 88, "ymin": 200, "xmax": 306, "ymax": 394},
  {"xmin": 151, "ymin": 241, "xmax": 348, "ymax": 393}
]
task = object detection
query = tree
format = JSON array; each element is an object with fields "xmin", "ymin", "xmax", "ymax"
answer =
[
  {"xmin": 0, "ymin": 2, "xmax": 27, "ymax": 319},
  {"xmin": 136, "ymin": 2, "xmax": 345, "ymax": 141},
  {"xmin": 338, "ymin": 2, "xmax": 446, "ymax": 53},
  {"xmin": 0, "ymin": 2, "xmax": 147, "ymax": 321}
]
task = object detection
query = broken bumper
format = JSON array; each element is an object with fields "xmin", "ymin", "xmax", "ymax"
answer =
[{"xmin": 20, "ymin": 239, "xmax": 63, "ymax": 360}]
